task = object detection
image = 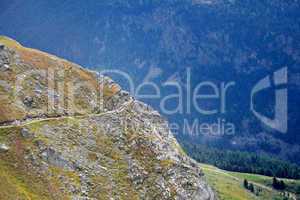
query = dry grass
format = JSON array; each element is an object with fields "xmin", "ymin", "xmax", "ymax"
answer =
[{"xmin": 0, "ymin": 36, "xmax": 119, "ymax": 123}]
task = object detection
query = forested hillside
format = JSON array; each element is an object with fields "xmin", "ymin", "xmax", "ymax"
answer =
[{"xmin": 182, "ymin": 142, "xmax": 300, "ymax": 179}]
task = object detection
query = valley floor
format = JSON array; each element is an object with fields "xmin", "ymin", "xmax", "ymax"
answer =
[{"xmin": 200, "ymin": 164, "xmax": 300, "ymax": 200}]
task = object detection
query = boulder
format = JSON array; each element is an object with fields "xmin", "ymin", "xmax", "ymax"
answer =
[
  {"xmin": 0, "ymin": 143, "xmax": 9, "ymax": 152},
  {"xmin": 21, "ymin": 128, "xmax": 33, "ymax": 138}
]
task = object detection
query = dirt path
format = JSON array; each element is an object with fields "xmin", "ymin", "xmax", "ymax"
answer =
[{"xmin": 0, "ymin": 99, "xmax": 134, "ymax": 129}]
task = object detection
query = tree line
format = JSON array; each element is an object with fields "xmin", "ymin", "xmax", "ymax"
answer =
[{"xmin": 181, "ymin": 142, "xmax": 300, "ymax": 179}]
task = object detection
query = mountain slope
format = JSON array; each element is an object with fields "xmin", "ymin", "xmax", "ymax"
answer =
[
  {"xmin": 0, "ymin": 36, "xmax": 216, "ymax": 200},
  {"xmin": 1, "ymin": 0, "xmax": 299, "ymax": 165}
]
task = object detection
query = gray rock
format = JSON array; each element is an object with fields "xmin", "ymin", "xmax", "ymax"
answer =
[
  {"xmin": 0, "ymin": 46, "xmax": 10, "ymax": 69},
  {"xmin": 23, "ymin": 96, "xmax": 34, "ymax": 108},
  {"xmin": 41, "ymin": 148, "xmax": 74, "ymax": 170},
  {"xmin": 0, "ymin": 143, "xmax": 9, "ymax": 152},
  {"xmin": 21, "ymin": 128, "xmax": 33, "ymax": 138},
  {"xmin": 2, "ymin": 64, "xmax": 10, "ymax": 70}
]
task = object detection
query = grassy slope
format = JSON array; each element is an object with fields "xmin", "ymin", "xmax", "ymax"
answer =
[
  {"xmin": 201, "ymin": 164, "xmax": 257, "ymax": 200},
  {"xmin": 0, "ymin": 127, "xmax": 66, "ymax": 200},
  {"xmin": 0, "ymin": 117, "xmax": 137, "ymax": 200},
  {"xmin": 228, "ymin": 171, "xmax": 300, "ymax": 199},
  {"xmin": 0, "ymin": 114, "xmax": 183, "ymax": 200},
  {"xmin": 201, "ymin": 164, "xmax": 299, "ymax": 200}
]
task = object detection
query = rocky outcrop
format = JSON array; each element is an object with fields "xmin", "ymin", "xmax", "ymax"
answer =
[{"xmin": 0, "ymin": 36, "xmax": 216, "ymax": 200}]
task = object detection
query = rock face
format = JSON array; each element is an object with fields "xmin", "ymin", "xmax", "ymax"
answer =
[{"xmin": 0, "ymin": 36, "xmax": 216, "ymax": 200}]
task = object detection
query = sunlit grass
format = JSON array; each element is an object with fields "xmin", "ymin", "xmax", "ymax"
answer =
[{"xmin": 200, "ymin": 164, "xmax": 293, "ymax": 200}]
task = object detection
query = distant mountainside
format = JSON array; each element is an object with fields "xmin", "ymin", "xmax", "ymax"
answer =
[
  {"xmin": 0, "ymin": 36, "xmax": 216, "ymax": 200},
  {"xmin": 0, "ymin": 0, "xmax": 299, "ymax": 165}
]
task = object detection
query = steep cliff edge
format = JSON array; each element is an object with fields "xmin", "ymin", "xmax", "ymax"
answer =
[{"xmin": 0, "ymin": 36, "xmax": 216, "ymax": 200}]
